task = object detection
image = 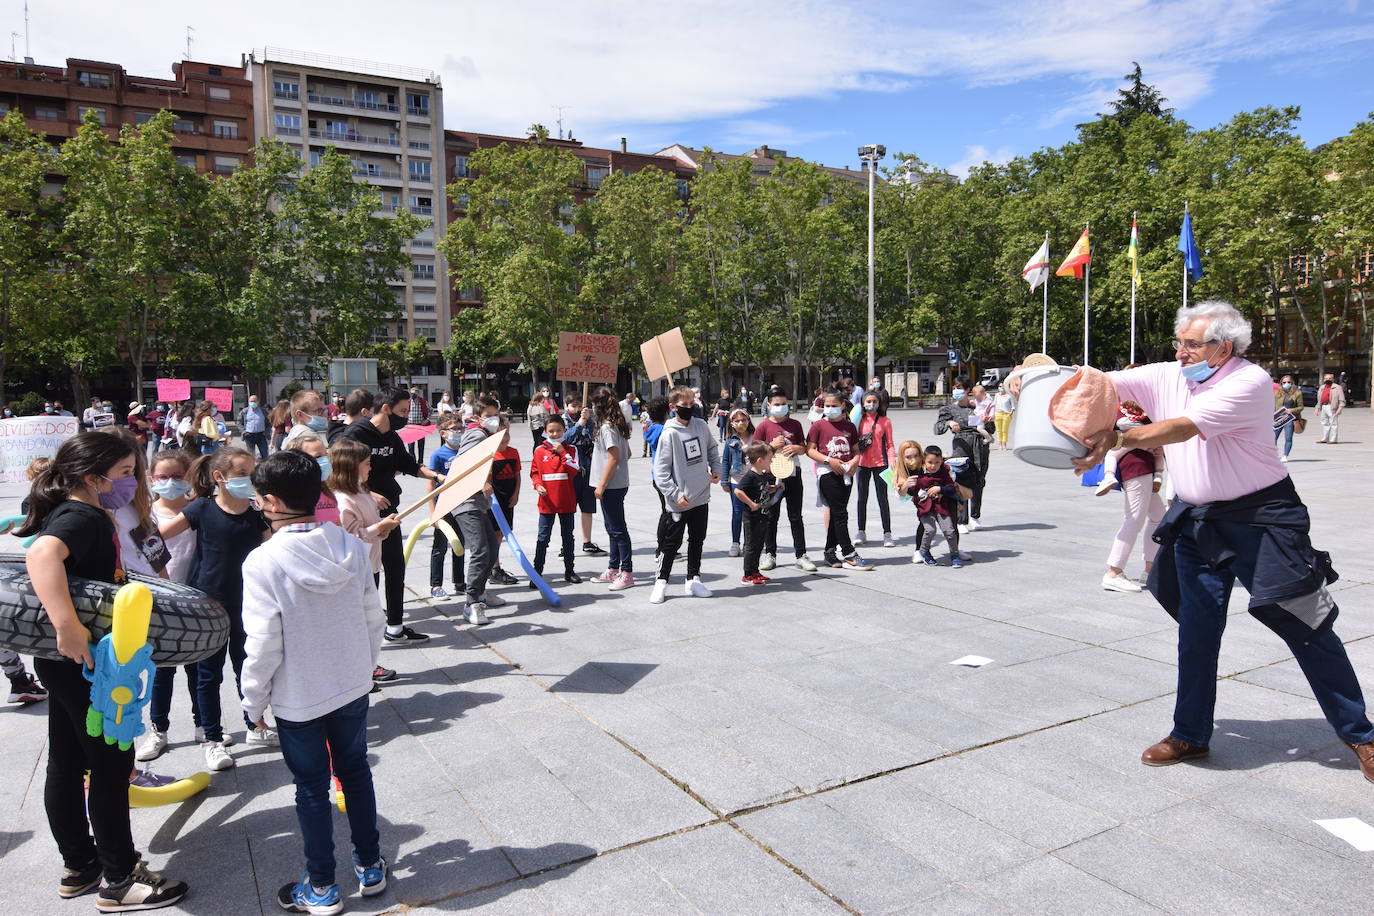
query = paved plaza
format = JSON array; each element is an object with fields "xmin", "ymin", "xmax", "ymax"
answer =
[{"xmin": 2, "ymin": 408, "xmax": 1372, "ymax": 914}]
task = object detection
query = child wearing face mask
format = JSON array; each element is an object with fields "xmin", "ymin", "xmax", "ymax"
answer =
[
  {"xmin": 719, "ymin": 409, "xmax": 754, "ymax": 558},
  {"xmin": 529, "ymin": 415, "xmax": 582, "ymax": 585},
  {"xmin": 855, "ymin": 392, "xmax": 896, "ymax": 548},
  {"xmin": 805, "ymin": 390, "xmax": 874, "ymax": 571},
  {"xmin": 900, "ymin": 444, "xmax": 963, "ymax": 567},
  {"xmin": 452, "ymin": 397, "xmax": 508, "ymax": 625},
  {"xmin": 18, "ymin": 433, "xmax": 190, "ymax": 910},
  {"xmin": 650, "ymin": 386, "xmax": 721, "ymax": 604},
  {"xmin": 285, "ymin": 431, "xmax": 340, "ymax": 524},
  {"xmin": 751, "ymin": 388, "xmax": 816, "ymax": 572},
  {"xmin": 424, "ymin": 414, "xmax": 468, "ymax": 601},
  {"xmin": 158, "ymin": 446, "xmax": 271, "ymax": 772},
  {"xmin": 488, "ymin": 416, "xmax": 523, "ymax": 586}
]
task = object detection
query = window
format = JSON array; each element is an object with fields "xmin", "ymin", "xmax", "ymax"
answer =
[
  {"xmin": 408, "ymin": 159, "xmax": 431, "ymax": 181},
  {"xmin": 35, "ymin": 105, "xmax": 63, "ymax": 121},
  {"xmin": 452, "ymin": 155, "xmax": 470, "ymax": 178},
  {"xmin": 458, "ymin": 285, "xmax": 480, "ymax": 300},
  {"xmin": 586, "ymin": 166, "xmax": 608, "ymax": 189},
  {"xmin": 76, "ymin": 70, "xmax": 112, "ymax": 88},
  {"xmin": 359, "ymin": 161, "xmax": 381, "ymax": 177},
  {"xmin": 309, "ymin": 151, "xmax": 324, "ymax": 167},
  {"xmin": 208, "ymin": 86, "xmax": 231, "ymax": 102},
  {"xmin": 410, "ymin": 195, "xmax": 432, "ymax": 215},
  {"xmin": 177, "ymin": 154, "xmax": 198, "ymax": 169},
  {"xmin": 0, "ymin": 101, "xmax": 8, "ymax": 114},
  {"xmin": 213, "ymin": 120, "xmax": 238, "ymax": 139},
  {"xmin": 415, "ymin": 322, "xmax": 438, "ymax": 344},
  {"xmin": 130, "ymin": 111, "xmax": 153, "ymax": 125},
  {"xmin": 356, "ymin": 90, "xmax": 380, "ymax": 109},
  {"xmin": 273, "ymin": 80, "xmax": 300, "ymax": 100},
  {"xmin": 275, "ymin": 113, "xmax": 301, "ymax": 134},
  {"xmin": 173, "ymin": 119, "xmax": 196, "ymax": 134},
  {"xmin": 208, "ymin": 66, "xmax": 223, "ymax": 76},
  {"xmin": 213, "ymin": 156, "xmax": 241, "ymax": 174},
  {"xmin": 76, "ymin": 107, "xmax": 106, "ymax": 125},
  {"xmin": 325, "ymin": 120, "xmax": 348, "ymax": 138},
  {"xmin": 412, "ymin": 262, "xmax": 435, "ymax": 280},
  {"xmin": 1359, "ymin": 251, "xmax": 1374, "ymax": 283},
  {"xmin": 406, "ymin": 91, "xmax": 429, "ymax": 116},
  {"xmin": 454, "ymin": 193, "xmax": 471, "ymax": 210},
  {"xmin": 1288, "ymin": 255, "xmax": 1310, "ymax": 287},
  {"xmin": 676, "ymin": 179, "xmax": 690, "ymax": 199}
]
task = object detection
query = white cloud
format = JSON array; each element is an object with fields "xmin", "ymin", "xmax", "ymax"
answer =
[
  {"xmin": 947, "ymin": 144, "xmax": 1017, "ymax": 178},
  {"xmin": 22, "ymin": 0, "xmax": 1374, "ymax": 148}
]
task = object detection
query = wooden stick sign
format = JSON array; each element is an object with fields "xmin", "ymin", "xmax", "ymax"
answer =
[
  {"xmin": 640, "ymin": 327, "xmax": 692, "ymax": 383},
  {"xmin": 393, "ymin": 429, "xmax": 508, "ymax": 523}
]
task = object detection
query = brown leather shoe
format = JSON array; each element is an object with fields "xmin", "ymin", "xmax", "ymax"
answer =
[
  {"xmin": 1141, "ymin": 736, "xmax": 1209, "ymax": 766},
  {"xmin": 1348, "ymin": 742, "xmax": 1374, "ymax": 784}
]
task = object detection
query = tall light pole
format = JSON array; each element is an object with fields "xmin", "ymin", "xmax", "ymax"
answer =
[{"xmin": 858, "ymin": 144, "xmax": 885, "ymax": 385}]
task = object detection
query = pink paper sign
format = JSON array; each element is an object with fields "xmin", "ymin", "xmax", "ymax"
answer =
[
  {"xmin": 156, "ymin": 378, "xmax": 191, "ymax": 403},
  {"xmin": 204, "ymin": 387, "xmax": 234, "ymax": 413},
  {"xmin": 396, "ymin": 424, "xmax": 436, "ymax": 445}
]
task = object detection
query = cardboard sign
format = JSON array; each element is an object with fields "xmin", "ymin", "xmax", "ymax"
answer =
[
  {"xmin": 396, "ymin": 424, "xmax": 436, "ymax": 445},
  {"xmin": 640, "ymin": 327, "xmax": 692, "ymax": 383},
  {"xmin": 0, "ymin": 417, "xmax": 79, "ymax": 483},
  {"xmin": 556, "ymin": 332, "xmax": 620, "ymax": 385},
  {"xmin": 204, "ymin": 387, "xmax": 234, "ymax": 413},
  {"xmin": 156, "ymin": 378, "xmax": 191, "ymax": 403}
]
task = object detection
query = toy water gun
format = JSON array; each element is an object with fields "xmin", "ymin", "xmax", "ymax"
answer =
[{"xmin": 83, "ymin": 583, "xmax": 156, "ymax": 751}]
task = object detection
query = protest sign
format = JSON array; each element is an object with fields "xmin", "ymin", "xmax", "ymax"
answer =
[
  {"xmin": 156, "ymin": 378, "xmax": 191, "ymax": 403},
  {"xmin": 0, "ymin": 417, "xmax": 79, "ymax": 483},
  {"xmin": 396, "ymin": 424, "xmax": 435, "ymax": 445},
  {"xmin": 204, "ymin": 388, "xmax": 234, "ymax": 413},
  {"xmin": 640, "ymin": 327, "xmax": 692, "ymax": 383},
  {"xmin": 556, "ymin": 332, "xmax": 620, "ymax": 385}
]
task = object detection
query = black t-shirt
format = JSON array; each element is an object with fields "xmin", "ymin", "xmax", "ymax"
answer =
[
  {"xmin": 736, "ymin": 468, "xmax": 777, "ymax": 514},
  {"xmin": 181, "ymin": 498, "xmax": 267, "ymax": 607},
  {"xmin": 338, "ymin": 417, "xmax": 420, "ymax": 510},
  {"xmin": 41, "ymin": 501, "xmax": 118, "ymax": 582}
]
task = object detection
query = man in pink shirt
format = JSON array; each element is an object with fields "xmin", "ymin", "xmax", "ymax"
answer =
[{"xmin": 1067, "ymin": 301, "xmax": 1374, "ymax": 782}]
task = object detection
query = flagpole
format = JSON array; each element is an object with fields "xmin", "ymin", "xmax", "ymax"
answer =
[
  {"xmin": 1041, "ymin": 230, "xmax": 1049, "ymax": 354},
  {"xmin": 1130, "ymin": 211, "xmax": 1137, "ymax": 364},
  {"xmin": 1082, "ymin": 224, "xmax": 1091, "ymax": 366},
  {"xmin": 1182, "ymin": 202, "xmax": 1190, "ymax": 310}
]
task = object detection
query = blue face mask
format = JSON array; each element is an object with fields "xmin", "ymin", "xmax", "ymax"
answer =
[
  {"xmin": 222, "ymin": 476, "xmax": 255, "ymax": 500},
  {"xmin": 544, "ymin": 433, "xmax": 564, "ymax": 444},
  {"xmin": 444, "ymin": 433, "xmax": 462, "ymax": 449},
  {"xmin": 1281, "ymin": 382, "xmax": 1292, "ymax": 390},
  {"xmin": 823, "ymin": 406, "xmax": 843, "ymax": 421},
  {"xmin": 307, "ymin": 415, "xmax": 329, "ymax": 432},
  {"xmin": 951, "ymin": 389, "xmax": 966, "ymax": 401},
  {"xmin": 864, "ymin": 403, "xmax": 878, "ymax": 413},
  {"xmin": 1180, "ymin": 359, "xmax": 1219, "ymax": 384},
  {"xmin": 316, "ymin": 456, "xmax": 331, "ymax": 479},
  {"xmin": 151, "ymin": 478, "xmax": 192, "ymax": 500}
]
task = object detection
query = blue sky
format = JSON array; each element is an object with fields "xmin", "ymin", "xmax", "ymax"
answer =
[{"xmin": 23, "ymin": 0, "xmax": 1374, "ymax": 175}]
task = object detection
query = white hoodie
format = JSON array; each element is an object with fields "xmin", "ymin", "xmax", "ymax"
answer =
[{"xmin": 240, "ymin": 523, "xmax": 384, "ymax": 723}]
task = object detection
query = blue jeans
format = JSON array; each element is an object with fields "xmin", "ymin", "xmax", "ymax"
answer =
[
  {"xmin": 194, "ymin": 604, "xmax": 248, "ymax": 741},
  {"xmin": 243, "ymin": 431, "xmax": 269, "ymax": 460},
  {"xmin": 599, "ymin": 486, "xmax": 632, "ymax": 572},
  {"xmin": 724, "ymin": 484, "xmax": 744, "ymax": 544},
  {"xmin": 1170, "ymin": 520, "xmax": 1374, "ymax": 747},
  {"xmin": 277, "ymin": 694, "xmax": 380, "ymax": 888},
  {"xmin": 149, "ymin": 664, "xmax": 201, "ymax": 733},
  {"xmin": 1274, "ymin": 420, "xmax": 1294, "ymax": 456}
]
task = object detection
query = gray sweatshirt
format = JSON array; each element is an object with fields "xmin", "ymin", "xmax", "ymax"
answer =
[
  {"xmin": 240, "ymin": 523, "xmax": 384, "ymax": 723},
  {"xmin": 653, "ymin": 416, "xmax": 721, "ymax": 510}
]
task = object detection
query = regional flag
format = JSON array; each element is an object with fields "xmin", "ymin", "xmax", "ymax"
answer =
[
  {"xmin": 1021, "ymin": 237, "xmax": 1050, "ymax": 291},
  {"xmin": 1177, "ymin": 208, "xmax": 1204, "ymax": 280},
  {"xmin": 1128, "ymin": 217, "xmax": 1141, "ymax": 286},
  {"xmin": 1056, "ymin": 226, "xmax": 1091, "ymax": 279}
]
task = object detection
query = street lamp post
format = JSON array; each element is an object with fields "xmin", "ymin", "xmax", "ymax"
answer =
[{"xmin": 858, "ymin": 144, "xmax": 885, "ymax": 386}]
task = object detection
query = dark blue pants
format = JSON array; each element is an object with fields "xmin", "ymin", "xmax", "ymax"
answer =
[
  {"xmin": 149, "ymin": 664, "xmax": 201, "ymax": 733},
  {"xmin": 277, "ymin": 694, "xmax": 380, "ymax": 887},
  {"xmin": 599, "ymin": 486, "xmax": 631, "ymax": 572},
  {"xmin": 1169, "ymin": 520, "xmax": 1374, "ymax": 747},
  {"xmin": 243, "ymin": 431, "xmax": 269, "ymax": 460},
  {"xmin": 194, "ymin": 603, "xmax": 250, "ymax": 741}
]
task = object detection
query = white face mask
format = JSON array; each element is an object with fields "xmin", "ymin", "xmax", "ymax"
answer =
[{"xmin": 481, "ymin": 415, "xmax": 501, "ymax": 434}]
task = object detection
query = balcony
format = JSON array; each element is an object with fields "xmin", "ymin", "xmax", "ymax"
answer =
[
  {"xmin": 406, "ymin": 106, "xmax": 430, "ymax": 119},
  {"xmin": 276, "ymin": 125, "xmax": 302, "ymax": 136},
  {"xmin": 410, "ymin": 205, "xmax": 432, "ymax": 215},
  {"xmin": 33, "ymin": 109, "xmax": 64, "ymax": 121},
  {"xmin": 309, "ymin": 128, "xmax": 400, "ymax": 148},
  {"xmin": 408, "ymin": 140, "xmax": 431, "ymax": 151},
  {"xmin": 273, "ymin": 89, "xmax": 300, "ymax": 102},
  {"xmin": 355, "ymin": 166, "xmax": 403, "ymax": 181},
  {"xmin": 307, "ymin": 92, "xmax": 398, "ymax": 113},
  {"xmin": 407, "ymin": 171, "xmax": 433, "ymax": 185}
]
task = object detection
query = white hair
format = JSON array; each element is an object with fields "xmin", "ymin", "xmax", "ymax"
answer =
[{"xmin": 1175, "ymin": 300, "xmax": 1252, "ymax": 356}]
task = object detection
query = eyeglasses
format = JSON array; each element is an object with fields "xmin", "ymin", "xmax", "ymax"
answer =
[{"xmin": 1171, "ymin": 338, "xmax": 1218, "ymax": 352}]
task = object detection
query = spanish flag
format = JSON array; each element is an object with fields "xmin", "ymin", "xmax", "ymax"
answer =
[
  {"xmin": 1128, "ymin": 217, "xmax": 1141, "ymax": 286},
  {"xmin": 1056, "ymin": 226, "xmax": 1091, "ymax": 278}
]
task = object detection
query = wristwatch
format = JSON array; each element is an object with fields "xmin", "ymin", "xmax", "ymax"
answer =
[{"xmin": 1114, "ymin": 430, "xmax": 1126, "ymax": 451}]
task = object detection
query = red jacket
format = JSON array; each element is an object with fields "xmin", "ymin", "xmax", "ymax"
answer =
[{"xmin": 530, "ymin": 441, "xmax": 578, "ymax": 514}]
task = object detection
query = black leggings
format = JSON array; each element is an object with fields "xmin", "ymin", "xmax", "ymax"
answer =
[
  {"xmin": 35, "ymin": 658, "xmax": 138, "ymax": 879},
  {"xmin": 817, "ymin": 473, "xmax": 854, "ymax": 556},
  {"xmin": 380, "ymin": 523, "xmax": 406, "ymax": 626},
  {"xmin": 855, "ymin": 465, "xmax": 891, "ymax": 534},
  {"xmin": 764, "ymin": 472, "xmax": 807, "ymax": 559}
]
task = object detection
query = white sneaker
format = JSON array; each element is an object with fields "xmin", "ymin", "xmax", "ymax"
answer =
[
  {"xmin": 1280, "ymin": 455, "xmax": 1289, "ymax": 463},
  {"xmin": 882, "ymin": 533, "xmax": 896, "ymax": 548},
  {"xmin": 193, "ymin": 727, "xmax": 234, "ymax": 747},
  {"xmin": 957, "ymin": 524, "xmax": 970, "ymax": 535},
  {"xmin": 246, "ymin": 726, "xmax": 279, "ymax": 746},
  {"xmin": 728, "ymin": 542, "xmax": 741, "ymax": 558},
  {"xmin": 203, "ymin": 740, "xmax": 234, "ymax": 771},
  {"xmin": 795, "ymin": 555, "xmax": 818, "ymax": 572},
  {"xmin": 481, "ymin": 592, "xmax": 507, "ymax": 608},
  {"xmin": 968, "ymin": 518, "xmax": 982, "ymax": 531},
  {"xmin": 760, "ymin": 553, "xmax": 776, "ymax": 571},
  {"xmin": 912, "ymin": 551, "xmax": 923, "ymax": 564},
  {"xmin": 1095, "ymin": 475, "xmax": 1119, "ymax": 497},
  {"xmin": 1101, "ymin": 573, "xmax": 1143, "ymax": 593},
  {"xmin": 465, "ymin": 602, "xmax": 489, "ymax": 625},
  {"xmin": 136, "ymin": 728, "xmax": 167, "ymax": 762},
  {"xmin": 855, "ymin": 530, "xmax": 867, "ymax": 545},
  {"xmin": 649, "ymin": 580, "xmax": 668, "ymax": 604},
  {"xmin": 686, "ymin": 577, "xmax": 712, "ymax": 598}
]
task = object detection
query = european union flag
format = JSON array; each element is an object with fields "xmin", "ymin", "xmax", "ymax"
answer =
[{"xmin": 1177, "ymin": 209, "xmax": 1204, "ymax": 280}]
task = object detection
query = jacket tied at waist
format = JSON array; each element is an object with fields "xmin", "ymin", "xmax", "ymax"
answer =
[{"xmin": 1146, "ymin": 476, "xmax": 1339, "ymax": 643}]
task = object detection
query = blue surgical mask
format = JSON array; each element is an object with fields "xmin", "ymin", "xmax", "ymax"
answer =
[
  {"xmin": 1181, "ymin": 360, "xmax": 1219, "ymax": 384},
  {"xmin": 864, "ymin": 403, "xmax": 878, "ymax": 413},
  {"xmin": 823, "ymin": 406, "xmax": 843, "ymax": 421},
  {"xmin": 768, "ymin": 404, "xmax": 789, "ymax": 418},
  {"xmin": 307, "ymin": 415, "xmax": 329, "ymax": 432},
  {"xmin": 544, "ymin": 433, "xmax": 564, "ymax": 444},
  {"xmin": 222, "ymin": 476, "xmax": 255, "ymax": 500},
  {"xmin": 151, "ymin": 478, "xmax": 192, "ymax": 500},
  {"xmin": 951, "ymin": 389, "xmax": 966, "ymax": 401},
  {"xmin": 316, "ymin": 456, "xmax": 331, "ymax": 479},
  {"xmin": 1281, "ymin": 382, "xmax": 1292, "ymax": 390},
  {"xmin": 444, "ymin": 432, "xmax": 462, "ymax": 448}
]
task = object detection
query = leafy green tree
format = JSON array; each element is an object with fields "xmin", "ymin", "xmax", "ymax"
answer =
[
  {"xmin": 374, "ymin": 337, "xmax": 430, "ymax": 385},
  {"xmin": 444, "ymin": 304, "xmax": 504, "ymax": 389},
  {"xmin": 1106, "ymin": 62, "xmax": 1174, "ymax": 127}
]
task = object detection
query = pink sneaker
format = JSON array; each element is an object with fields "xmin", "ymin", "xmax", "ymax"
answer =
[
  {"xmin": 607, "ymin": 570, "xmax": 635, "ymax": 591},
  {"xmin": 593, "ymin": 569, "xmax": 618, "ymax": 584}
]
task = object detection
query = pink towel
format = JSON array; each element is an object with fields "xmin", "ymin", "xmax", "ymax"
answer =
[{"xmin": 1048, "ymin": 366, "xmax": 1119, "ymax": 448}]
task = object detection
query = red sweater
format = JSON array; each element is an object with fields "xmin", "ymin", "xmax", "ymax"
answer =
[{"xmin": 530, "ymin": 441, "xmax": 578, "ymax": 514}]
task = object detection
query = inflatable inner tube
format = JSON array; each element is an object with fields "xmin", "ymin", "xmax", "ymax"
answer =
[{"xmin": 0, "ymin": 554, "xmax": 229, "ymax": 665}]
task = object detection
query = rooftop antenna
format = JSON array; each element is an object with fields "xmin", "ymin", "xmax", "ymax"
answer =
[
  {"xmin": 552, "ymin": 104, "xmax": 571, "ymax": 140},
  {"xmin": 10, "ymin": 32, "xmax": 18, "ymax": 61},
  {"xmin": 23, "ymin": 0, "xmax": 30, "ymax": 58},
  {"xmin": 184, "ymin": 25, "xmax": 194, "ymax": 60}
]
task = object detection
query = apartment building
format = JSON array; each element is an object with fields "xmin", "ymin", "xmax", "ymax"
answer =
[
  {"xmin": 246, "ymin": 47, "xmax": 448, "ymax": 397},
  {"xmin": 0, "ymin": 56, "xmax": 253, "ymax": 177}
]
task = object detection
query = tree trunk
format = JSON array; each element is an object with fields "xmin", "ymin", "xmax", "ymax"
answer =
[{"xmin": 70, "ymin": 367, "xmax": 90, "ymax": 411}]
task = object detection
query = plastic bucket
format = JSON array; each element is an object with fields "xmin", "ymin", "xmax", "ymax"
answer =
[{"xmin": 1007, "ymin": 365, "xmax": 1089, "ymax": 469}]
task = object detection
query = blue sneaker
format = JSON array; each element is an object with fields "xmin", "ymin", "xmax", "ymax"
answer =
[
  {"xmin": 951, "ymin": 555, "xmax": 965, "ymax": 568},
  {"xmin": 352, "ymin": 853, "xmax": 388, "ymax": 897},
  {"xmin": 277, "ymin": 873, "xmax": 342, "ymax": 915},
  {"xmin": 918, "ymin": 549, "xmax": 937, "ymax": 566}
]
